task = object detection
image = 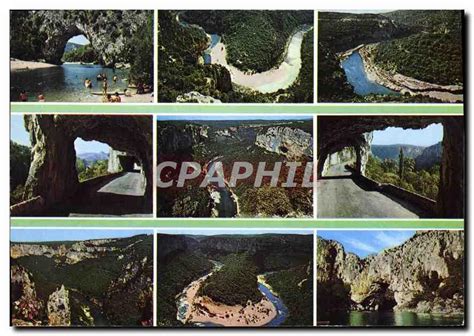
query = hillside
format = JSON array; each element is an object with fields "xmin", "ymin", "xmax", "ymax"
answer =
[
  {"xmin": 157, "ymin": 10, "xmax": 314, "ymax": 103},
  {"xmin": 317, "ymin": 10, "xmax": 463, "ymax": 102},
  {"xmin": 371, "ymin": 144, "xmax": 425, "ymax": 160},
  {"xmin": 11, "ymin": 234, "xmax": 153, "ymax": 327},
  {"xmin": 415, "ymin": 142, "xmax": 443, "ymax": 170},
  {"xmin": 156, "ymin": 119, "xmax": 313, "ymax": 218},
  {"xmin": 156, "ymin": 233, "xmax": 313, "ymax": 326}
]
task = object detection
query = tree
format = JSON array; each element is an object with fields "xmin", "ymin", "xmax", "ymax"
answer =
[{"xmin": 398, "ymin": 147, "xmax": 405, "ymax": 181}]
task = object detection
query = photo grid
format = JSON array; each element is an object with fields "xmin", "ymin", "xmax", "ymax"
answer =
[{"xmin": 9, "ymin": 9, "xmax": 465, "ymax": 328}]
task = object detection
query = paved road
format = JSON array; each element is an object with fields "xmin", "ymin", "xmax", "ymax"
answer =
[
  {"xmin": 98, "ymin": 172, "xmax": 146, "ymax": 196},
  {"xmin": 317, "ymin": 164, "xmax": 420, "ymax": 218}
]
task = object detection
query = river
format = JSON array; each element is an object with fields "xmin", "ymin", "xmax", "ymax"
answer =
[
  {"xmin": 319, "ymin": 310, "xmax": 464, "ymax": 327},
  {"xmin": 207, "ymin": 158, "xmax": 238, "ymax": 218},
  {"xmin": 340, "ymin": 51, "xmax": 398, "ymax": 96},
  {"xmin": 176, "ymin": 262, "xmax": 288, "ymax": 327},
  {"xmin": 176, "ymin": 13, "xmax": 311, "ymax": 93},
  {"xmin": 11, "ymin": 64, "xmax": 129, "ymax": 102}
]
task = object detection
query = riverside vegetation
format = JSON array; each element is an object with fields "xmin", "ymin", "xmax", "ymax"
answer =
[
  {"xmin": 156, "ymin": 233, "xmax": 313, "ymax": 327},
  {"xmin": 11, "ymin": 234, "xmax": 153, "ymax": 326},
  {"xmin": 318, "ymin": 10, "xmax": 462, "ymax": 102},
  {"xmin": 158, "ymin": 10, "xmax": 313, "ymax": 103}
]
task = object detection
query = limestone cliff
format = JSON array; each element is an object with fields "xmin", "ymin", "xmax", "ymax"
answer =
[
  {"xmin": 47, "ymin": 285, "xmax": 71, "ymax": 326},
  {"xmin": 317, "ymin": 231, "xmax": 464, "ymax": 315},
  {"xmin": 11, "ymin": 10, "xmax": 151, "ymax": 66},
  {"xmin": 157, "ymin": 123, "xmax": 209, "ymax": 157},
  {"xmin": 255, "ymin": 126, "xmax": 313, "ymax": 159}
]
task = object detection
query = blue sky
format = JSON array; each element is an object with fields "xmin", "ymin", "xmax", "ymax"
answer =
[
  {"xmin": 11, "ymin": 115, "xmax": 110, "ymax": 154},
  {"xmin": 157, "ymin": 229, "xmax": 312, "ymax": 236},
  {"xmin": 68, "ymin": 34, "xmax": 90, "ymax": 45},
  {"xmin": 318, "ymin": 230, "xmax": 415, "ymax": 258},
  {"xmin": 372, "ymin": 124, "xmax": 443, "ymax": 147},
  {"xmin": 157, "ymin": 115, "xmax": 312, "ymax": 121},
  {"xmin": 11, "ymin": 229, "xmax": 152, "ymax": 242},
  {"xmin": 74, "ymin": 138, "xmax": 110, "ymax": 154},
  {"xmin": 10, "ymin": 115, "xmax": 29, "ymax": 146}
]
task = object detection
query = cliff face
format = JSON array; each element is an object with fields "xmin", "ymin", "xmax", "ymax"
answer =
[
  {"xmin": 255, "ymin": 126, "xmax": 313, "ymax": 159},
  {"xmin": 157, "ymin": 124, "xmax": 209, "ymax": 158},
  {"xmin": 11, "ymin": 239, "xmax": 117, "ymax": 264},
  {"xmin": 317, "ymin": 231, "xmax": 464, "ymax": 315},
  {"xmin": 415, "ymin": 142, "xmax": 442, "ymax": 170},
  {"xmin": 11, "ymin": 10, "xmax": 151, "ymax": 66}
]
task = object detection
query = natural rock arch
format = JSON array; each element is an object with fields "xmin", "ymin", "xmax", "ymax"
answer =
[
  {"xmin": 20, "ymin": 114, "xmax": 152, "ymax": 214},
  {"xmin": 11, "ymin": 10, "xmax": 151, "ymax": 66},
  {"xmin": 317, "ymin": 116, "xmax": 464, "ymax": 218}
]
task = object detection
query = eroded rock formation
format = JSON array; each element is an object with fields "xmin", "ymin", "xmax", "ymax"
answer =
[
  {"xmin": 47, "ymin": 285, "xmax": 71, "ymax": 326},
  {"xmin": 11, "ymin": 10, "xmax": 151, "ymax": 66},
  {"xmin": 317, "ymin": 231, "xmax": 464, "ymax": 315},
  {"xmin": 18, "ymin": 114, "xmax": 152, "ymax": 214},
  {"xmin": 255, "ymin": 127, "xmax": 313, "ymax": 159},
  {"xmin": 317, "ymin": 116, "xmax": 464, "ymax": 217}
]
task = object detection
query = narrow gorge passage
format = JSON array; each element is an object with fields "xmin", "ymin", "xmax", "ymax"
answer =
[{"xmin": 317, "ymin": 164, "xmax": 420, "ymax": 218}]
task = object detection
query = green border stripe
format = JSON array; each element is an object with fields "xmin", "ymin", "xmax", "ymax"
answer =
[
  {"xmin": 10, "ymin": 104, "xmax": 464, "ymax": 115},
  {"xmin": 10, "ymin": 219, "xmax": 464, "ymax": 229}
]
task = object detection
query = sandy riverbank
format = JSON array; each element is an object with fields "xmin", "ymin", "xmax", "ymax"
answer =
[
  {"xmin": 357, "ymin": 45, "xmax": 463, "ymax": 103},
  {"xmin": 208, "ymin": 27, "xmax": 310, "ymax": 93},
  {"xmin": 180, "ymin": 273, "xmax": 277, "ymax": 326},
  {"xmin": 11, "ymin": 59, "xmax": 58, "ymax": 72}
]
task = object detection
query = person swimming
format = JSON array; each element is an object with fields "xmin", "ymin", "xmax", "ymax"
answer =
[
  {"xmin": 112, "ymin": 92, "xmax": 121, "ymax": 103},
  {"xmin": 84, "ymin": 78, "xmax": 92, "ymax": 88},
  {"xmin": 113, "ymin": 75, "xmax": 118, "ymax": 82}
]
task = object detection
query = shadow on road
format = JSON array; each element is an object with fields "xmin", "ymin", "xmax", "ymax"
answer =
[{"xmin": 44, "ymin": 172, "xmax": 152, "ymax": 217}]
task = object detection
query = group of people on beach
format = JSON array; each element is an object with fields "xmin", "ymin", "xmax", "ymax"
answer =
[{"xmin": 17, "ymin": 72, "xmax": 151, "ymax": 102}]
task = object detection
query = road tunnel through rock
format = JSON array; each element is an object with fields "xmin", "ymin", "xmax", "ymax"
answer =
[
  {"xmin": 13, "ymin": 114, "xmax": 152, "ymax": 216},
  {"xmin": 317, "ymin": 116, "xmax": 464, "ymax": 218}
]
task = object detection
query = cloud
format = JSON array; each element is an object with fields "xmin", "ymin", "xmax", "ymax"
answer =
[
  {"xmin": 345, "ymin": 238, "xmax": 378, "ymax": 254},
  {"xmin": 375, "ymin": 231, "xmax": 413, "ymax": 249}
]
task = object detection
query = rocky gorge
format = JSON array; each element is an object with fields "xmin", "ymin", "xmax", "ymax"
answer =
[
  {"xmin": 10, "ymin": 234, "xmax": 153, "ymax": 327},
  {"xmin": 317, "ymin": 230, "xmax": 464, "ymax": 325}
]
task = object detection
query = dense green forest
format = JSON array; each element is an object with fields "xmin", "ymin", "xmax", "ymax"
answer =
[
  {"xmin": 156, "ymin": 237, "xmax": 213, "ymax": 326},
  {"xmin": 317, "ymin": 10, "xmax": 463, "ymax": 102},
  {"xmin": 126, "ymin": 13, "xmax": 154, "ymax": 85},
  {"xmin": 62, "ymin": 45, "xmax": 98, "ymax": 63},
  {"xmin": 266, "ymin": 263, "xmax": 313, "ymax": 326},
  {"xmin": 181, "ymin": 10, "xmax": 312, "ymax": 72},
  {"xmin": 158, "ymin": 10, "xmax": 313, "ymax": 103},
  {"xmin": 155, "ymin": 234, "xmax": 313, "ymax": 326},
  {"xmin": 10, "ymin": 141, "xmax": 31, "ymax": 205},
  {"xmin": 365, "ymin": 154, "xmax": 440, "ymax": 200},
  {"xmin": 374, "ymin": 32, "xmax": 463, "ymax": 85},
  {"xmin": 75, "ymin": 159, "xmax": 110, "ymax": 182},
  {"xmin": 199, "ymin": 253, "xmax": 262, "ymax": 306}
]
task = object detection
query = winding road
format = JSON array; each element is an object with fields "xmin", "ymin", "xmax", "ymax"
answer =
[{"xmin": 317, "ymin": 164, "xmax": 421, "ymax": 218}]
